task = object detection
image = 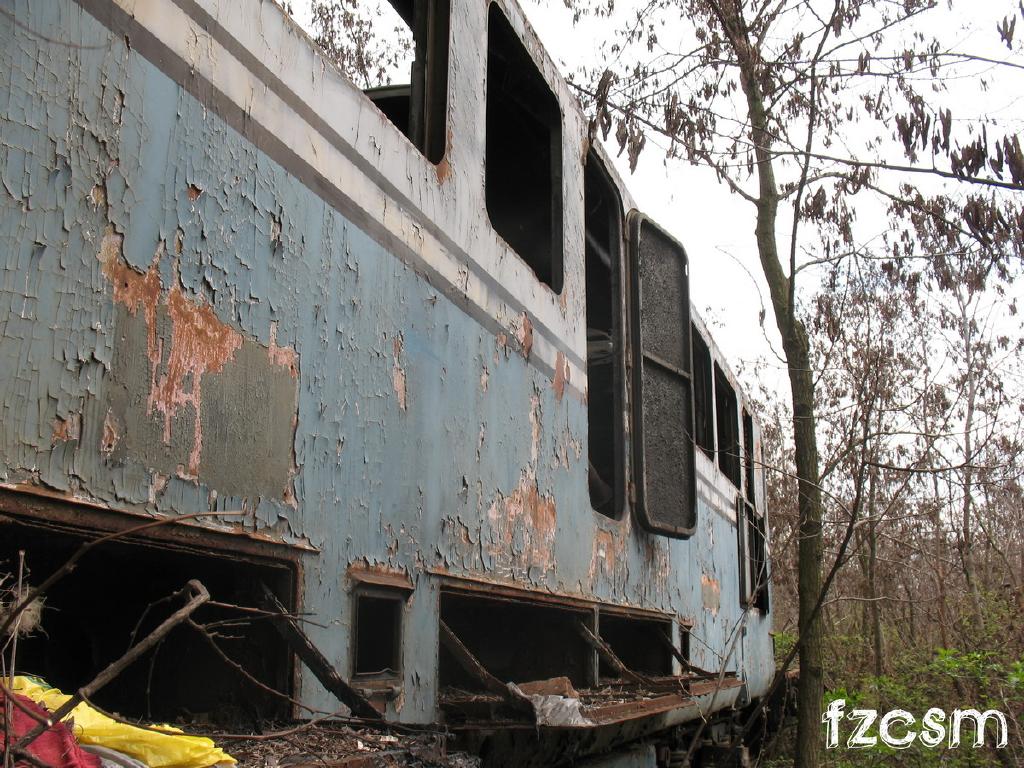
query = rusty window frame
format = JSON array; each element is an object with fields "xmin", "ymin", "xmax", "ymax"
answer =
[{"xmin": 627, "ymin": 211, "xmax": 697, "ymax": 538}]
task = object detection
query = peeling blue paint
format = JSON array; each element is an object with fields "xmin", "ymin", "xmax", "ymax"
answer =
[{"xmin": 0, "ymin": 0, "xmax": 773, "ymax": 727}]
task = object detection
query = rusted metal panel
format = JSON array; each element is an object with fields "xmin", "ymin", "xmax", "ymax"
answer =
[
  {"xmin": 348, "ymin": 563, "xmax": 415, "ymax": 592},
  {"xmin": 0, "ymin": 484, "xmax": 316, "ymax": 557}
]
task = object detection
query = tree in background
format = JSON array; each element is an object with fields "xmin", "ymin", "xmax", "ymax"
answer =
[{"xmin": 569, "ymin": 0, "xmax": 1024, "ymax": 763}]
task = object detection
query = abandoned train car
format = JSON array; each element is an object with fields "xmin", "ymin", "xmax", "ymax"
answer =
[{"xmin": 0, "ymin": 0, "xmax": 775, "ymax": 764}]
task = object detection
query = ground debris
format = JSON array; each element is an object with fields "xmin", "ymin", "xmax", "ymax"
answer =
[{"xmin": 198, "ymin": 723, "xmax": 480, "ymax": 768}]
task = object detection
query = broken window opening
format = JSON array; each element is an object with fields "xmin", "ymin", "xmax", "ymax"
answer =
[
  {"xmin": 737, "ymin": 498, "xmax": 769, "ymax": 613},
  {"xmin": 361, "ymin": 0, "xmax": 450, "ymax": 164},
  {"xmin": 1, "ymin": 519, "xmax": 294, "ymax": 725},
  {"xmin": 485, "ymin": 4, "xmax": 563, "ymax": 293},
  {"xmin": 678, "ymin": 623, "xmax": 692, "ymax": 670},
  {"xmin": 714, "ymin": 363, "xmax": 741, "ymax": 489},
  {"xmin": 743, "ymin": 408, "xmax": 756, "ymax": 505},
  {"xmin": 596, "ymin": 613, "xmax": 673, "ymax": 680},
  {"xmin": 438, "ymin": 591, "xmax": 592, "ymax": 692},
  {"xmin": 353, "ymin": 590, "xmax": 405, "ymax": 678},
  {"xmin": 585, "ymin": 151, "xmax": 624, "ymax": 519},
  {"xmin": 692, "ymin": 324, "xmax": 714, "ymax": 460}
]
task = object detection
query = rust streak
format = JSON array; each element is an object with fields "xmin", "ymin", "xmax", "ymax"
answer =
[
  {"xmin": 529, "ymin": 389, "xmax": 541, "ymax": 464},
  {"xmin": 552, "ymin": 351, "xmax": 569, "ymax": 402},
  {"xmin": 516, "ymin": 312, "xmax": 533, "ymax": 360},
  {"xmin": 51, "ymin": 414, "xmax": 81, "ymax": 444},
  {"xmin": 154, "ymin": 289, "xmax": 242, "ymax": 475},
  {"xmin": 434, "ymin": 156, "xmax": 451, "ymax": 184},
  {"xmin": 392, "ymin": 334, "xmax": 408, "ymax": 410}
]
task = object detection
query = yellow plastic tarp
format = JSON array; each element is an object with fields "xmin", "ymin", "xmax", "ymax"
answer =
[{"xmin": 12, "ymin": 676, "xmax": 235, "ymax": 768}]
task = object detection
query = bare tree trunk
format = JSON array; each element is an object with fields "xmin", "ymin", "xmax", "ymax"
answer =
[
  {"xmin": 787, "ymin": 337, "xmax": 825, "ymax": 768},
  {"xmin": 745, "ymin": 86, "xmax": 825, "ymax": 768},
  {"xmin": 867, "ymin": 506, "xmax": 883, "ymax": 678},
  {"xmin": 955, "ymin": 288, "xmax": 980, "ymax": 607},
  {"xmin": 866, "ymin": 408, "xmax": 883, "ymax": 678},
  {"xmin": 709, "ymin": 3, "xmax": 827, "ymax": 763}
]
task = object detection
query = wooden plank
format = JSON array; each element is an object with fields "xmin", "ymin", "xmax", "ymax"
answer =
[
  {"xmin": 437, "ymin": 621, "xmax": 532, "ymax": 716},
  {"xmin": 655, "ymin": 627, "xmax": 718, "ymax": 679},
  {"xmin": 260, "ymin": 582, "xmax": 382, "ymax": 720},
  {"xmin": 575, "ymin": 621, "xmax": 647, "ymax": 685},
  {"xmin": 438, "ymin": 620, "xmax": 508, "ymax": 695}
]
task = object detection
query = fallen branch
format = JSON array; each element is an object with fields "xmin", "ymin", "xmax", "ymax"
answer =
[
  {"xmin": 575, "ymin": 622, "xmax": 648, "ymax": 686},
  {"xmin": 259, "ymin": 584, "xmax": 381, "ymax": 720},
  {"xmin": 655, "ymin": 628, "xmax": 718, "ymax": 679},
  {"xmin": 187, "ymin": 618, "xmax": 319, "ymax": 716},
  {"xmin": 14, "ymin": 580, "xmax": 210, "ymax": 751},
  {"xmin": 437, "ymin": 622, "xmax": 531, "ymax": 715}
]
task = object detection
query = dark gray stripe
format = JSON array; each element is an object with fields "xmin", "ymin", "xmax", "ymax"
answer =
[
  {"xmin": 170, "ymin": 0, "xmax": 585, "ymax": 375},
  {"xmin": 69, "ymin": 0, "xmax": 585, "ymax": 397}
]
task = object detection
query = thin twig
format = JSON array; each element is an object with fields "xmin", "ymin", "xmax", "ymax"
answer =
[
  {"xmin": 210, "ymin": 712, "xmax": 447, "ymax": 741},
  {"xmin": 186, "ymin": 619, "xmax": 320, "ymax": 717}
]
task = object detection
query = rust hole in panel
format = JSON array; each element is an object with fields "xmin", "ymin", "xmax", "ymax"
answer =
[{"xmin": 51, "ymin": 414, "xmax": 81, "ymax": 444}]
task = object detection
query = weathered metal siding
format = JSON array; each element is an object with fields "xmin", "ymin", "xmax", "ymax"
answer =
[{"xmin": 0, "ymin": 0, "xmax": 773, "ymax": 725}]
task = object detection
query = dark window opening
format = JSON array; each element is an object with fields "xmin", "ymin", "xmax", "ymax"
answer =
[
  {"xmin": 1, "ymin": 520, "xmax": 293, "ymax": 725},
  {"xmin": 737, "ymin": 499, "xmax": 769, "ymax": 613},
  {"xmin": 714, "ymin": 363, "xmax": 741, "ymax": 488},
  {"xmin": 353, "ymin": 592, "xmax": 403, "ymax": 676},
  {"xmin": 743, "ymin": 408, "xmax": 756, "ymax": 505},
  {"xmin": 692, "ymin": 325, "xmax": 714, "ymax": 460},
  {"xmin": 363, "ymin": 0, "xmax": 450, "ymax": 164},
  {"xmin": 585, "ymin": 151, "xmax": 624, "ymax": 518},
  {"xmin": 629, "ymin": 213, "xmax": 696, "ymax": 537},
  {"xmin": 597, "ymin": 614, "xmax": 673, "ymax": 679},
  {"xmin": 485, "ymin": 4, "xmax": 563, "ymax": 292},
  {"xmin": 678, "ymin": 623, "xmax": 692, "ymax": 667},
  {"xmin": 438, "ymin": 591, "xmax": 591, "ymax": 689}
]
